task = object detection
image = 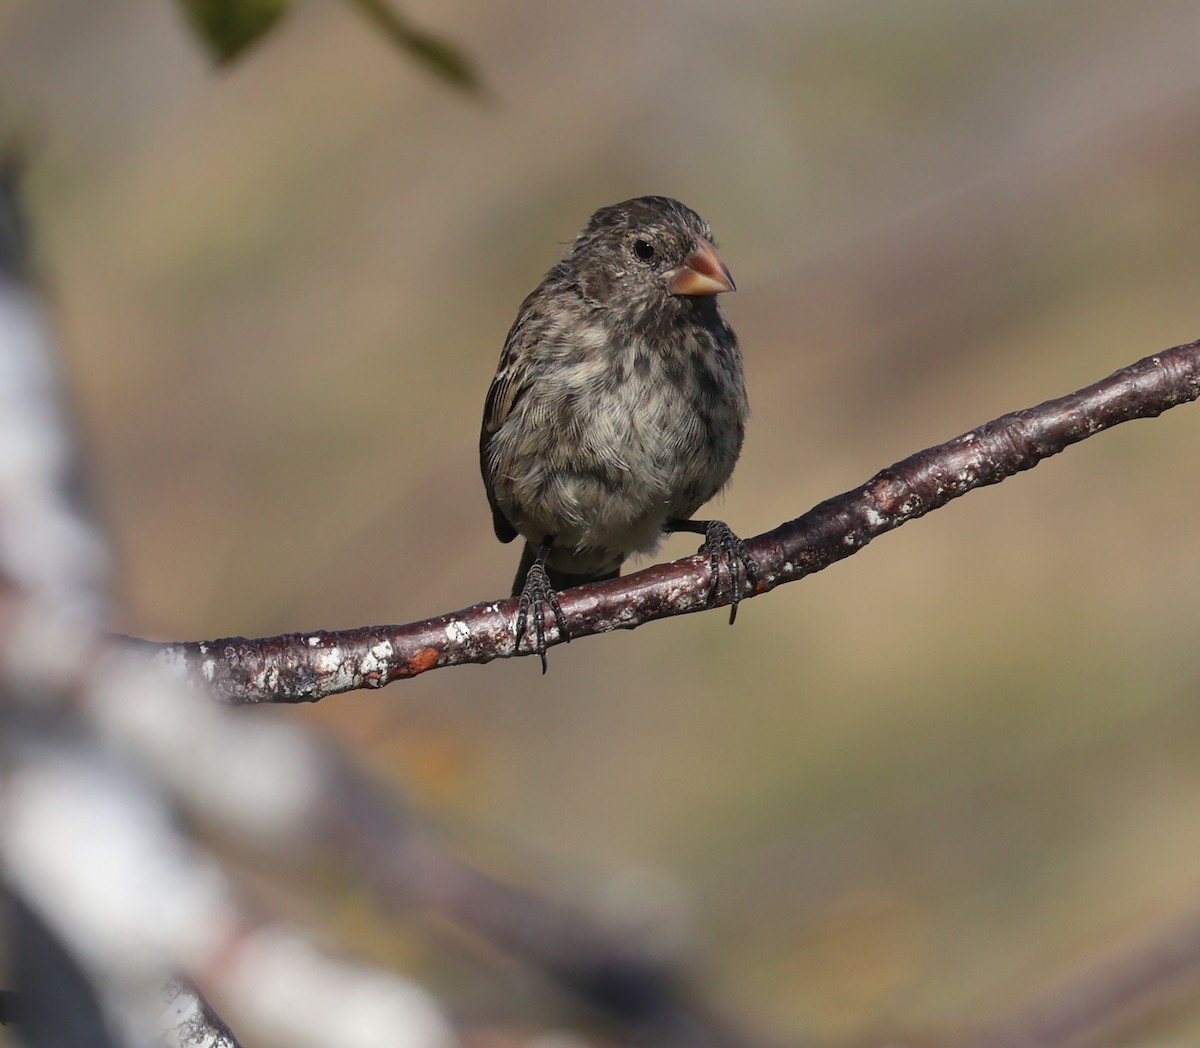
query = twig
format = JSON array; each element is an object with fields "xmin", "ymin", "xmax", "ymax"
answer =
[{"xmin": 146, "ymin": 339, "xmax": 1200, "ymax": 701}]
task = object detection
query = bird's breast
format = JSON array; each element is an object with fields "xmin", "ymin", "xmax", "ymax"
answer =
[{"xmin": 489, "ymin": 317, "xmax": 745, "ymax": 559}]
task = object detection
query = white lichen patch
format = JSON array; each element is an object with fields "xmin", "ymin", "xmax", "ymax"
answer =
[
  {"xmin": 445, "ymin": 619, "xmax": 471, "ymax": 644},
  {"xmin": 313, "ymin": 645, "xmax": 344, "ymax": 678},
  {"xmin": 864, "ymin": 507, "xmax": 886, "ymax": 528},
  {"xmin": 353, "ymin": 640, "xmax": 394, "ymax": 689},
  {"xmin": 365, "ymin": 639, "xmax": 394, "ymax": 669},
  {"xmin": 613, "ymin": 604, "xmax": 640, "ymax": 625}
]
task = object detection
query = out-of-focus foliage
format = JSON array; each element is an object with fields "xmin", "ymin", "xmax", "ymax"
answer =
[
  {"xmin": 347, "ymin": 0, "xmax": 480, "ymax": 91},
  {"xmin": 178, "ymin": 0, "xmax": 479, "ymax": 88},
  {"xmin": 179, "ymin": 0, "xmax": 294, "ymax": 64}
]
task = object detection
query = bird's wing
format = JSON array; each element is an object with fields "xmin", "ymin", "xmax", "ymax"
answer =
[
  {"xmin": 479, "ymin": 376, "xmax": 518, "ymax": 544},
  {"xmin": 479, "ymin": 292, "xmax": 546, "ymax": 545}
]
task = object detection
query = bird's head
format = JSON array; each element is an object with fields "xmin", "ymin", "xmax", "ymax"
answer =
[{"xmin": 569, "ymin": 196, "xmax": 735, "ymax": 325}]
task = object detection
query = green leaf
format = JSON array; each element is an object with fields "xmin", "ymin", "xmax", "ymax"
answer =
[
  {"xmin": 179, "ymin": 0, "xmax": 295, "ymax": 65},
  {"xmin": 346, "ymin": 0, "xmax": 481, "ymax": 92}
]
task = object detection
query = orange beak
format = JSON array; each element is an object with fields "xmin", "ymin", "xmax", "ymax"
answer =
[{"xmin": 667, "ymin": 238, "xmax": 736, "ymax": 296}]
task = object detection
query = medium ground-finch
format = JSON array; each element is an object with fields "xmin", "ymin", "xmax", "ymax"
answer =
[{"xmin": 480, "ymin": 196, "xmax": 753, "ymax": 669}]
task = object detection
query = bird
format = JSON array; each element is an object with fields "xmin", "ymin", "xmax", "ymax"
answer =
[{"xmin": 480, "ymin": 195, "xmax": 754, "ymax": 670}]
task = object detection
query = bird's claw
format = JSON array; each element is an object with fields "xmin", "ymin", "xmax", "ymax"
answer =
[
  {"xmin": 515, "ymin": 561, "xmax": 570, "ymax": 673},
  {"xmin": 698, "ymin": 521, "xmax": 758, "ymax": 624}
]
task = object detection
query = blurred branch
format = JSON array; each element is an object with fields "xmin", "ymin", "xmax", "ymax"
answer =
[
  {"xmin": 0, "ymin": 157, "xmax": 454, "ymax": 1048},
  {"xmin": 6, "ymin": 889, "xmax": 119, "ymax": 1048},
  {"xmin": 0, "ymin": 150, "xmax": 29, "ymax": 280},
  {"xmin": 149, "ymin": 337, "xmax": 1200, "ymax": 699},
  {"xmin": 321, "ymin": 759, "xmax": 774, "ymax": 1048},
  {"xmin": 959, "ymin": 908, "xmax": 1200, "ymax": 1048},
  {"xmin": 0, "ymin": 151, "xmax": 248, "ymax": 1048},
  {"xmin": 0, "ymin": 163, "xmax": 108, "ymax": 621}
]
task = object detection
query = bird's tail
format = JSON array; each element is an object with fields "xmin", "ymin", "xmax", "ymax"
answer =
[{"xmin": 511, "ymin": 541, "xmax": 620, "ymax": 597}]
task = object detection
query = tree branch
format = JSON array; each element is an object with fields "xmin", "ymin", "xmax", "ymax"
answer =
[{"xmin": 147, "ymin": 338, "xmax": 1200, "ymax": 701}]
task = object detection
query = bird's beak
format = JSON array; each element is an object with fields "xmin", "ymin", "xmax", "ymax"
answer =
[{"xmin": 667, "ymin": 238, "xmax": 736, "ymax": 296}]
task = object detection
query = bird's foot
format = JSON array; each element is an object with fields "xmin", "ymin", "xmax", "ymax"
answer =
[
  {"xmin": 697, "ymin": 521, "xmax": 758, "ymax": 624},
  {"xmin": 515, "ymin": 561, "xmax": 570, "ymax": 673}
]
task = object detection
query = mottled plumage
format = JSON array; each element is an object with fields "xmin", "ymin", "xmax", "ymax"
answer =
[{"xmin": 481, "ymin": 196, "xmax": 753, "ymax": 668}]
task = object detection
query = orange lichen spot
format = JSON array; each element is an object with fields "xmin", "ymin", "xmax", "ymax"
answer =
[{"xmin": 407, "ymin": 647, "xmax": 439, "ymax": 674}]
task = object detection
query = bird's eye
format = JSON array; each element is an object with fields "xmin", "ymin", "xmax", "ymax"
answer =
[{"xmin": 632, "ymin": 239, "xmax": 656, "ymax": 262}]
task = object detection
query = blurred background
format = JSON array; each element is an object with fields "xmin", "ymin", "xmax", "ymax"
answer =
[{"xmin": 4, "ymin": 1, "xmax": 1200, "ymax": 1043}]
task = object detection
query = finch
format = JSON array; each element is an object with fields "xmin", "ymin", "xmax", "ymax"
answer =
[{"xmin": 480, "ymin": 196, "xmax": 753, "ymax": 669}]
